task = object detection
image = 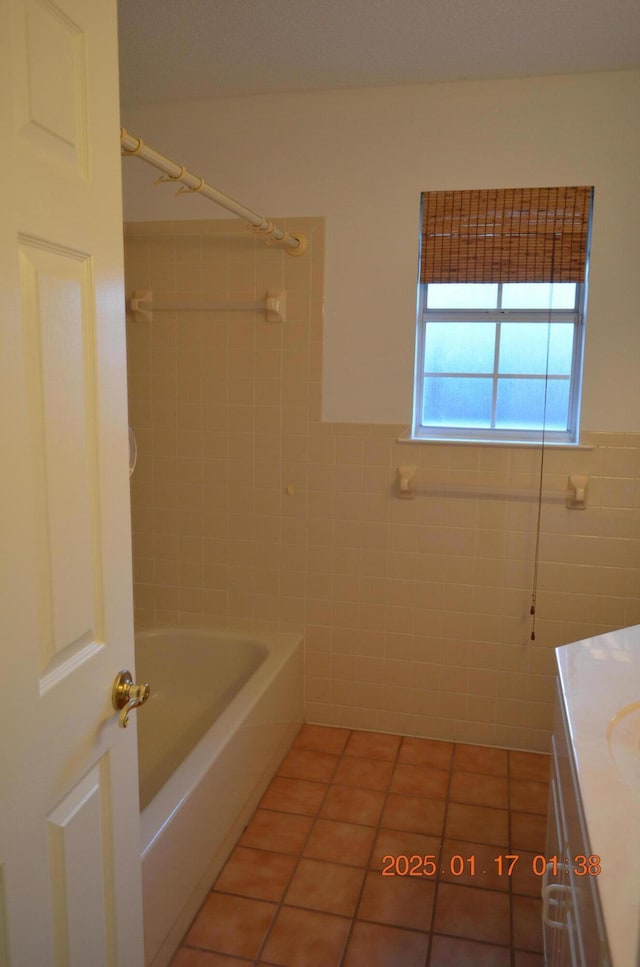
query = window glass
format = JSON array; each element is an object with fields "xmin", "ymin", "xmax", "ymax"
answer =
[
  {"xmin": 423, "ymin": 376, "xmax": 493, "ymax": 427},
  {"xmin": 495, "ymin": 378, "xmax": 570, "ymax": 430},
  {"xmin": 501, "ymin": 282, "xmax": 576, "ymax": 310},
  {"xmin": 498, "ymin": 323, "xmax": 574, "ymax": 375},
  {"xmin": 424, "ymin": 322, "xmax": 495, "ymax": 373},
  {"xmin": 426, "ymin": 283, "xmax": 498, "ymax": 310}
]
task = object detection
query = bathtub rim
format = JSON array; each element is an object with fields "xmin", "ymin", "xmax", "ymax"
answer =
[{"xmin": 136, "ymin": 625, "xmax": 303, "ymax": 857}]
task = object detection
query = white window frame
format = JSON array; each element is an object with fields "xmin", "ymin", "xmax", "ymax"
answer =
[{"xmin": 412, "ymin": 282, "xmax": 586, "ymax": 445}]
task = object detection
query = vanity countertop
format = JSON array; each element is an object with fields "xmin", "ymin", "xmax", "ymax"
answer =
[{"xmin": 556, "ymin": 624, "xmax": 640, "ymax": 967}]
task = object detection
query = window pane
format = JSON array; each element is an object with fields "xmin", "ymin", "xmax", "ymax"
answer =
[
  {"xmin": 424, "ymin": 322, "xmax": 496, "ymax": 373},
  {"xmin": 501, "ymin": 283, "xmax": 576, "ymax": 309},
  {"xmin": 423, "ymin": 376, "xmax": 493, "ymax": 427},
  {"xmin": 495, "ymin": 378, "xmax": 570, "ymax": 430},
  {"xmin": 499, "ymin": 323, "xmax": 574, "ymax": 376},
  {"xmin": 426, "ymin": 283, "xmax": 498, "ymax": 309}
]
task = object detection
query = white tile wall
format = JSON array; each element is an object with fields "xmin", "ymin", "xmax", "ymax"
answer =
[{"xmin": 125, "ymin": 218, "xmax": 640, "ymax": 753}]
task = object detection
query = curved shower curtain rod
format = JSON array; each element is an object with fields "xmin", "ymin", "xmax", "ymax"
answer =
[{"xmin": 120, "ymin": 128, "xmax": 307, "ymax": 256}]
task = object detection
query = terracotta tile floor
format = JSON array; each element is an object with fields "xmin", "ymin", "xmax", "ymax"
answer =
[{"xmin": 170, "ymin": 725, "xmax": 550, "ymax": 967}]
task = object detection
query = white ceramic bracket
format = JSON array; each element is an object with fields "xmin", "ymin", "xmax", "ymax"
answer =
[
  {"xmin": 567, "ymin": 474, "xmax": 589, "ymax": 509},
  {"xmin": 397, "ymin": 465, "xmax": 417, "ymax": 498},
  {"xmin": 265, "ymin": 289, "xmax": 286, "ymax": 323},
  {"xmin": 129, "ymin": 290, "xmax": 152, "ymax": 323}
]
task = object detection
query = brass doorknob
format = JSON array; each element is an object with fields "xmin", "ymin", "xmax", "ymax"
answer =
[{"xmin": 112, "ymin": 670, "xmax": 151, "ymax": 728}]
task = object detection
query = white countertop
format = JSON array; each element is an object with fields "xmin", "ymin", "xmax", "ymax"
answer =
[{"xmin": 556, "ymin": 625, "xmax": 640, "ymax": 967}]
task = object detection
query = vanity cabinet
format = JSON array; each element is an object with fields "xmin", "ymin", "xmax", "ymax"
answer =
[{"xmin": 544, "ymin": 680, "xmax": 611, "ymax": 967}]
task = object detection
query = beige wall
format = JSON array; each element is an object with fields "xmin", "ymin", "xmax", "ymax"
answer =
[
  {"xmin": 125, "ymin": 217, "xmax": 640, "ymax": 753},
  {"xmin": 121, "ymin": 70, "xmax": 640, "ymax": 431}
]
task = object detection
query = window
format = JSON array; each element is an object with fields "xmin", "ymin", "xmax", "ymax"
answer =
[{"xmin": 413, "ymin": 187, "xmax": 593, "ymax": 444}]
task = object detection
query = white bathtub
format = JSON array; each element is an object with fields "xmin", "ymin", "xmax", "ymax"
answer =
[{"xmin": 135, "ymin": 628, "xmax": 304, "ymax": 967}]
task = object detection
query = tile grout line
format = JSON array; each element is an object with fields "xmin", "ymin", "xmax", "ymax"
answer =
[
  {"xmin": 334, "ymin": 730, "xmax": 406, "ymax": 967},
  {"xmin": 171, "ymin": 731, "xmax": 547, "ymax": 965},
  {"xmin": 508, "ymin": 749, "xmax": 517, "ymax": 967},
  {"xmin": 249, "ymin": 727, "xmax": 419, "ymax": 964},
  {"xmin": 250, "ymin": 728, "xmax": 355, "ymax": 966},
  {"xmin": 169, "ymin": 727, "xmax": 352, "ymax": 966},
  {"xmin": 423, "ymin": 742, "xmax": 456, "ymax": 967}
]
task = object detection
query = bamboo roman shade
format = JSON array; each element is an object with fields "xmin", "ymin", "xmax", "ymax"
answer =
[{"xmin": 420, "ymin": 186, "xmax": 593, "ymax": 284}]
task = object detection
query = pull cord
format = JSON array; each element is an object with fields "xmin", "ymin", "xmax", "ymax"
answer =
[
  {"xmin": 530, "ymin": 243, "xmax": 557, "ymax": 641},
  {"xmin": 529, "ymin": 442, "xmax": 546, "ymax": 641},
  {"xmin": 530, "ymin": 359, "xmax": 549, "ymax": 640}
]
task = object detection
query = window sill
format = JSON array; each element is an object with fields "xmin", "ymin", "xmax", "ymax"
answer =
[{"xmin": 398, "ymin": 430, "xmax": 593, "ymax": 450}]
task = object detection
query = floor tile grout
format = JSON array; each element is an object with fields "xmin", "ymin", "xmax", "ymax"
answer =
[
  {"xmin": 252, "ymin": 751, "xmax": 338, "ymax": 966},
  {"xmin": 170, "ymin": 727, "xmax": 548, "ymax": 966}
]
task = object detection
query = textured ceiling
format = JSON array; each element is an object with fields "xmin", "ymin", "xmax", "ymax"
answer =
[{"xmin": 117, "ymin": 0, "xmax": 640, "ymax": 106}]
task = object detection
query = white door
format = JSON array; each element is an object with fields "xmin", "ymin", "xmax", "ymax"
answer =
[{"xmin": 0, "ymin": 1, "xmax": 145, "ymax": 965}]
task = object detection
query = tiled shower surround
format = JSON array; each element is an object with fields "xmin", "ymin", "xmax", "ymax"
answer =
[{"xmin": 124, "ymin": 217, "xmax": 640, "ymax": 753}]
